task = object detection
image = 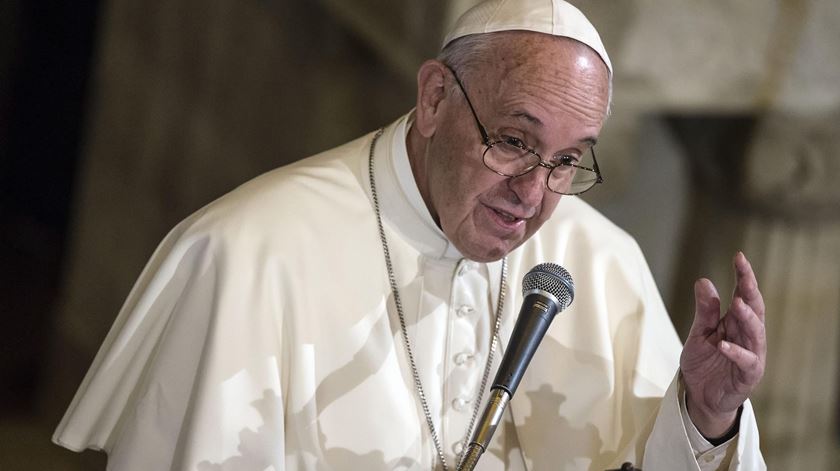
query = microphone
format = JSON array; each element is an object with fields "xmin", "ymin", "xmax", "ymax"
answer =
[{"xmin": 458, "ymin": 263, "xmax": 575, "ymax": 471}]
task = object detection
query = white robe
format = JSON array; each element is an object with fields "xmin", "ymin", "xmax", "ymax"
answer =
[{"xmin": 53, "ymin": 114, "xmax": 765, "ymax": 470}]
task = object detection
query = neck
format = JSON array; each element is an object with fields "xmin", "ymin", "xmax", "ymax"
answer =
[{"xmin": 405, "ymin": 124, "xmax": 440, "ymax": 227}]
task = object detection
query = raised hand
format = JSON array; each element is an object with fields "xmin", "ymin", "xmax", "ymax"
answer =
[{"xmin": 680, "ymin": 252, "xmax": 767, "ymax": 438}]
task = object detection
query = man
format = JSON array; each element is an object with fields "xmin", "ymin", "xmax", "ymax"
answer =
[{"xmin": 54, "ymin": 0, "xmax": 766, "ymax": 469}]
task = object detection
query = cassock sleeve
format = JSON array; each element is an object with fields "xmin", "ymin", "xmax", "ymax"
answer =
[
  {"xmin": 53, "ymin": 211, "xmax": 290, "ymax": 471},
  {"xmin": 643, "ymin": 373, "xmax": 765, "ymax": 470}
]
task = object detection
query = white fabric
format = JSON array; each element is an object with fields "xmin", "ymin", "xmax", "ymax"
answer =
[
  {"xmin": 443, "ymin": 0, "xmax": 612, "ymax": 74},
  {"xmin": 680, "ymin": 388, "xmax": 738, "ymax": 469},
  {"xmin": 53, "ymin": 114, "xmax": 764, "ymax": 470}
]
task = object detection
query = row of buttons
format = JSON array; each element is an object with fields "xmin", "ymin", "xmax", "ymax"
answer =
[{"xmin": 451, "ymin": 258, "xmax": 483, "ymax": 460}]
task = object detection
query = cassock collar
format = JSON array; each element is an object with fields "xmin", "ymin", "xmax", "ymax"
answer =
[{"xmin": 370, "ymin": 112, "xmax": 463, "ymax": 261}]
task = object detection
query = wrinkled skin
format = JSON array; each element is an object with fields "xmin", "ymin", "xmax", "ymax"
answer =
[
  {"xmin": 681, "ymin": 252, "xmax": 767, "ymax": 438},
  {"xmin": 408, "ymin": 32, "xmax": 609, "ymax": 263}
]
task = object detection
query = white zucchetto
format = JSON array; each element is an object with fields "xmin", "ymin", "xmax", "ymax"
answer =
[{"xmin": 443, "ymin": 0, "xmax": 612, "ymax": 74}]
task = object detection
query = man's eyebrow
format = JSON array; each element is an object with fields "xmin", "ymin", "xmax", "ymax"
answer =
[
  {"xmin": 580, "ymin": 136, "xmax": 598, "ymax": 146},
  {"xmin": 511, "ymin": 111, "xmax": 599, "ymax": 147},
  {"xmin": 511, "ymin": 111, "xmax": 542, "ymax": 126}
]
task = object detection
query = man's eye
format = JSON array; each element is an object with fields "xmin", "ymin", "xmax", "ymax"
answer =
[
  {"xmin": 502, "ymin": 136, "xmax": 527, "ymax": 149},
  {"xmin": 556, "ymin": 154, "xmax": 579, "ymax": 166}
]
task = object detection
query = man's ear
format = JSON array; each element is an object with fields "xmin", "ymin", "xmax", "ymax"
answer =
[{"xmin": 414, "ymin": 60, "xmax": 450, "ymax": 138}]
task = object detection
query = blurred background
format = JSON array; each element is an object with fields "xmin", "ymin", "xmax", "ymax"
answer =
[{"xmin": 1, "ymin": 0, "xmax": 839, "ymax": 469}]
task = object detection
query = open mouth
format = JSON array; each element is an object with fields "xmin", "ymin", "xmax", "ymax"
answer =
[
  {"xmin": 486, "ymin": 205, "xmax": 527, "ymax": 230},
  {"xmin": 492, "ymin": 207, "xmax": 521, "ymax": 223}
]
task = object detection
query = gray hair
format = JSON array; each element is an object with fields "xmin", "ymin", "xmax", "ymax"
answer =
[{"xmin": 437, "ymin": 33, "xmax": 613, "ymax": 114}]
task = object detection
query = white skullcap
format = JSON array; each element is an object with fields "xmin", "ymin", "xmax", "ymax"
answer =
[{"xmin": 442, "ymin": 0, "xmax": 612, "ymax": 74}]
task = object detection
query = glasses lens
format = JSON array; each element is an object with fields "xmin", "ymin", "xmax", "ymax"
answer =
[
  {"xmin": 483, "ymin": 141, "xmax": 540, "ymax": 177},
  {"xmin": 549, "ymin": 167, "xmax": 598, "ymax": 194},
  {"xmin": 548, "ymin": 151, "xmax": 599, "ymax": 195}
]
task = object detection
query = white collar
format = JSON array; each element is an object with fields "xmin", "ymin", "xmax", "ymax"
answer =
[{"xmin": 370, "ymin": 112, "xmax": 463, "ymax": 260}]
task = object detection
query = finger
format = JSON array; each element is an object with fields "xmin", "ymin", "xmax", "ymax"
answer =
[
  {"xmin": 719, "ymin": 340, "xmax": 764, "ymax": 384},
  {"xmin": 728, "ymin": 297, "xmax": 767, "ymax": 358},
  {"xmin": 734, "ymin": 252, "xmax": 765, "ymax": 322},
  {"xmin": 690, "ymin": 278, "xmax": 722, "ymax": 336}
]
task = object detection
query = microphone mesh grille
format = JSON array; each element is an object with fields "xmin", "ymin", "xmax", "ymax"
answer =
[{"xmin": 521, "ymin": 263, "xmax": 575, "ymax": 310}]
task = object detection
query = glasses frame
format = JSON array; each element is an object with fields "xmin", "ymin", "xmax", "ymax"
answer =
[{"xmin": 444, "ymin": 64, "xmax": 604, "ymax": 196}]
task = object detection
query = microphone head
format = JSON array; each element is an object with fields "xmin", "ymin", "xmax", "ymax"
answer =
[{"xmin": 521, "ymin": 263, "xmax": 575, "ymax": 310}]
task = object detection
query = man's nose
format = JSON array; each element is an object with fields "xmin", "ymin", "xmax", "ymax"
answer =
[{"xmin": 507, "ymin": 166, "xmax": 551, "ymax": 206}]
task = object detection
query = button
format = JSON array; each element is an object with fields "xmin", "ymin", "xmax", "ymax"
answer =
[
  {"xmin": 456, "ymin": 305, "xmax": 474, "ymax": 317},
  {"xmin": 457, "ymin": 261, "xmax": 476, "ymax": 277},
  {"xmin": 703, "ymin": 455, "xmax": 716, "ymax": 463},
  {"xmin": 452, "ymin": 397, "xmax": 469, "ymax": 411},
  {"xmin": 454, "ymin": 352, "xmax": 474, "ymax": 365},
  {"xmin": 452, "ymin": 440, "xmax": 464, "ymax": 455}
]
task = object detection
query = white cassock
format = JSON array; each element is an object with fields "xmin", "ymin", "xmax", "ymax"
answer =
[{"xmin": 53, "ymin": 113, "xmax": 765, "ymax": 470}]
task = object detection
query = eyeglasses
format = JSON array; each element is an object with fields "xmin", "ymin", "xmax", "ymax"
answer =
[{"xmin": 445, "ymin": 65, "xmax": 604, "ymax": 196}]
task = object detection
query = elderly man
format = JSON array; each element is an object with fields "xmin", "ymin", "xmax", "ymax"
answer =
[{"xmin": 54, "ymin": 0, "xmax": 766, "ymax": 469}]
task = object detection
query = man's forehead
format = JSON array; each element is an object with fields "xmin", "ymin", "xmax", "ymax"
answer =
[
  {"xmin": 488, "ymin": 40, "xmax": 612, "ymax": 135},
  {"xmin": 493, "ymin": 33, "xmax": 601, "ymax": 67},
  {"xmin": 489, "ymin": 35, "xmax": 610, "ymax": 96}
]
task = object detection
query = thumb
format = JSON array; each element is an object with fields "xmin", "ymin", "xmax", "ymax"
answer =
[{"xmin": 690, "ymin": 278, "xmax": 721, "ymax": 336}]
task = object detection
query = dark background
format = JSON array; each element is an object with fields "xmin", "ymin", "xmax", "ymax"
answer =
[{"xmin": 1, "ymin": 0, "xmax": 101, "ymax": 413}]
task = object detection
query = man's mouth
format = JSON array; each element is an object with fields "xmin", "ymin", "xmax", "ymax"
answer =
[
  {"xmin": 493, "ymin": 207, "xmax": 522, "ymax": 223},
  {"xmin": 486, "ymin": 205, "xmax": 529, "ymax": 230}
]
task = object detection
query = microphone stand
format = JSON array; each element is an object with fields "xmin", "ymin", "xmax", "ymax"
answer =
[{"xmin": 457, "ymin": 389, "xmax": 510, "ymax": 470}]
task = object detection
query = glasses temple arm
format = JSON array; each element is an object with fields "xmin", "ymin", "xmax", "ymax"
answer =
[{"xmin": 443, "ymin": 64, "xmax": 492, "ymax": 145}]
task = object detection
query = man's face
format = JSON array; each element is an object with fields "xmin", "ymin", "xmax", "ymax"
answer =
[{"xmin": 415, "ymin": 34, "xmax": 611, "ymax": 262}]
